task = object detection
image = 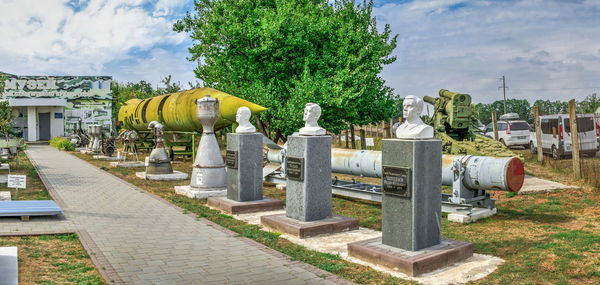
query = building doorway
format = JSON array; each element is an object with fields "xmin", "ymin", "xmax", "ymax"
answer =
[{"xmin": 38, "ymin": 112, "xmax": 51, "ymax": 140}]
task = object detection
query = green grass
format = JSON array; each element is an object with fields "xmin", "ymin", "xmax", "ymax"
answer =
[{"xmin": 0, "ymin": 234, "xmax": 104, "ymax": 284}]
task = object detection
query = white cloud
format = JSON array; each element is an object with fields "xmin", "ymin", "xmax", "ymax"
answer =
[
  {"xmin": 0, "ymin": 0, "xmax": 189, "ymax": 81},
  {"xmin": 374, "ymin": 0, "xmax": 600, "ymax": 104}
]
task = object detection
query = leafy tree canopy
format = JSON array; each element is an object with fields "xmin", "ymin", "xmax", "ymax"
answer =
[{"xmin": 174, "ymin": 0, "xmax": 398, "ymax": 139}]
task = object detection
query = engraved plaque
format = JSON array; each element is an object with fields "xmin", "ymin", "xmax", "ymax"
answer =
[
  {"xmin": 286, "ymin": 156, "xmax": 304, "ymax": 181},
  {"xmin": 382, "ymin": 166, "xmax": 410, "ymax": 198},
  {"xmin": 226, "ymin": 150, "xmax": 238, "ymax": 169}
]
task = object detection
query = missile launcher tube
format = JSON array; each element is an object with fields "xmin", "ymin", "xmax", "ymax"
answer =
[{"xmin": 267, "ymin": 148, "xmax": 524, "ymax": 192}]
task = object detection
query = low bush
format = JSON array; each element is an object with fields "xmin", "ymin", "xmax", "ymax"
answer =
[{"xmin": 49, "ymin": 137, "xmax": 75, "ymax": 151}]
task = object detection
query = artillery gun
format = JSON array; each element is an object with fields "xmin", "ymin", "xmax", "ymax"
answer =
[{"xmin": 424, "ymin": 89, "xmax": 521, "ymax": 158}]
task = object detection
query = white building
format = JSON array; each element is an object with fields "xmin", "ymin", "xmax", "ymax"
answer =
[{"xmin": 1, "ymin": 74, "xmax": 112, "ymax": 141}]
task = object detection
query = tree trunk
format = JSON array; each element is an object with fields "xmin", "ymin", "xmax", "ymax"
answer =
[
  {"xmin": 350, "ymin": 125, "xmax": 356, "ymax": 149},
  {"xmin": 255, "ymin": 117, "xmax": 269, "ymax": 138}
]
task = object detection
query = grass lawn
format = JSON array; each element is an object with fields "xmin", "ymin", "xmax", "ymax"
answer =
[
  {"xmin": 0, "ymin": 150, "xmax": 105, "ymax": 284},
  {"xmin": 72, "ymin": 150, "xmax": 599, "ymax": 284},
  {"xmin": 0, "ymin": 151, "xmax": 51, "ymax": 200},
  {"xmin": 0, "ymin": 234, "xmax": 104, "ymax": 284}
]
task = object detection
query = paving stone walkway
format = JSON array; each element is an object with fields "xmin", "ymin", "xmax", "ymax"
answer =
[{"xmin": 19, "ymin": 145, "xmax": 345, "ymax": 284}]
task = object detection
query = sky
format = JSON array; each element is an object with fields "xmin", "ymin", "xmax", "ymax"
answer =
[{"xmin": 1, "ymin": 0, "xmax": 599, "ymax": 104}]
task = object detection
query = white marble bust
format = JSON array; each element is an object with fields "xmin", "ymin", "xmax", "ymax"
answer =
[
  {"xmin": 396, "ymin": 95, "xmax": 434, "ymax": 139},
  {"xmin": 235, "ymin": 107, "xmax": 256, "ymax": 133},
  {"xmin": 299, "ymin": 103, "xmax": 326, "ymax": 136}
]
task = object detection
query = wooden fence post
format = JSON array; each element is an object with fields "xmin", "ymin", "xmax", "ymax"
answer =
[
  {"xmin": 568, "ymin": 99, "xmax": 582, "ymax": 179},
  {"xmin": 491, "ymin": 111, "xmax": 499, "ymax": 141},
  {"xmin": 533, "ymin": 105, "xmax": 544, "ymax": 162},
  {"xmin": 350, "ymin": 126, "xmax": 356, "ymax": 149}
]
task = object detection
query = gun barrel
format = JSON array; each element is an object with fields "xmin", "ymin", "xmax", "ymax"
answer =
[
  {"xmin": 439, "ymin": 89, "xmax": 459, "ymax": 99},
  {"xmin": 423, "ymin": 96, "xmax": 437, "ymax": 105}
]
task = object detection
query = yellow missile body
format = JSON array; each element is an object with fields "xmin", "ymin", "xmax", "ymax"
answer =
[{"xmin": 118, "ymin": 88, "xmax": 266, "ymax": 132}]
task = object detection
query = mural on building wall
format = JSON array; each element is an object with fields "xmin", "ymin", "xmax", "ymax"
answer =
[{"xmin": 2, "ymin": 75, "xmax": 113, "ymax": 136}]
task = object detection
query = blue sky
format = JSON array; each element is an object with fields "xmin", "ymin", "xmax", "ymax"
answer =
[{"xmin": 1, "ymin": 0, "xmax": 600, "ymax": 103}]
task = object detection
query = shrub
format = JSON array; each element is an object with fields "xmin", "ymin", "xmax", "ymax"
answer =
[{"xmin": 49, "ymin": 137, "xmax": 75, "ymax": 151}]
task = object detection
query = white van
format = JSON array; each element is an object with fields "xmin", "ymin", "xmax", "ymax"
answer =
[
  {"xmin": 530, "ymin": 114, "xmax": 599, "ymax": 159},
  {"xmin": 484, "ymin": 119, "xmax": 531, "ymax": 148}
]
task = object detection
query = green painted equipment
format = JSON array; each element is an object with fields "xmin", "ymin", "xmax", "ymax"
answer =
[{"xmin": 425, "ymin": 89, "xmax": 522, "ymax": 159}]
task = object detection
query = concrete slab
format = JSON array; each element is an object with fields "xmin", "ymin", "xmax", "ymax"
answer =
[
  {"xmin": 0, "ymin": 247, "xmax": 18, "ymax": 285},
  {"xmin": 0, "ymin": 163, "xmax": 9, "ymax": 171},
  {"xmin": 0, "ymin": 191, "xmax": 10, "ymax": 200},
  {"xmin": 448, "ymin": 208, "xmax": 497, "ymax": 224},
  {"xmin": 519, "ymin": 175, "xmax": 579, "ymax": 194},
  {"xmin": 0, "ymin": 174, "xmax": 7, "ymax": 184},
  {"xmin": 207, "ymin": 197, "xmax": 283, "ymax": 214},
  {"xmin": 174, "ymin": 185, "xmax": 227, "ymax": 199},
  {"xmin": 234, "ymin": 209, "xmax": 504, "ymax": 284},
  {"xmin": 109, "ymin": 161, "xmax": 145, "ymax": 168},
  {"xmin": 135, "ymin": 171, "xmax": 188, "ymax": 181},
  {"xmin": 93, "ymin": 155, "xmax": 120, "ymax": 161}
]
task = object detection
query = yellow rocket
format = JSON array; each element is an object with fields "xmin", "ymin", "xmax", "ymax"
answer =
[{"xmin": 118, "ymin": 88, "xmax": 266, "ymax": 132}]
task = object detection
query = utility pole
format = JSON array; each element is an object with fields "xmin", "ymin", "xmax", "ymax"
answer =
[{"xmin": 498, "ymin": 75, "xmax": 508, "ymax": 114}]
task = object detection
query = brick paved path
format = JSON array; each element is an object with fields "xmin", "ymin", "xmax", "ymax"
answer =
[{"xmin": 24, "ymin": 145, "xmax": 344, "ymax": 284}]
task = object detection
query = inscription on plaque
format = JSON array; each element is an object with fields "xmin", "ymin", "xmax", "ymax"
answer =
[
  {"xmin": 226, "ymin": 150, "xmax": 238, "ymax": 169},
  {"xmin": 382, "ymin": 166, "xmax": 410, "ymax": 198},
  {"xmin": 286, "ymin": 156, "xmax": 304, "ymax": 181}
]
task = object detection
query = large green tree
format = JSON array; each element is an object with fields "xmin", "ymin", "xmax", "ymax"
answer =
[
  {"xmin": 174, "ymin": 0, "xmax": 398, "ymax": 140},
  {"xmin": 474, "ymin": 99, "xmax": 532, "ymax": 124}
]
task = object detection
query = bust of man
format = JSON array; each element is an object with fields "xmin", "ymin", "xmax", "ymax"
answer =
[
  {"xmin": 396, "ymin": 95, "xmax": 434, "ymax": 139},
  {"xmin": 235, "ymin": 106, "xmax": 256, "ymax": 133},
  {"xmin": 299, "ymin": 103, "xmax": 326, "ymax": 136}
]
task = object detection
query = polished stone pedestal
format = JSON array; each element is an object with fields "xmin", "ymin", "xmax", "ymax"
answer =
[
  {"xmin": 261, "ymin": 214, "xmax": 358, "ymax": 238},
  {"xmin": 285, "ymin": 135, "xmax": 331, "ymax": 222},
  {"xmin": 207, "ymin": 197, "xmax": 283, "ymax": 214},
  {"xmin": 226, "ymin": 133, "xmax": 263, "ymax": 201},
  {"xmin": 382, "ymin": 139, "xmax": 442, "ymax": 251},
  {"xmin": 348, "ymin": 237, "xmax": 473, "ymax": 277}
]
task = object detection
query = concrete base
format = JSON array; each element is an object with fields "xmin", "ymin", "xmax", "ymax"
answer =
[
  {"xmin": 174, "ymin": 185, "xmax": 227, "ymax": 199},
  {"xmin": 0, "ymin": 163, "xmax": 9, "ymax": 171},
  {"xmin": 448, "ymin": 208, "xmax": 497, "ymax": 223},
  {"xmin": 0, "ymin": 247, "xmax": 17, "ymax": 285},
  {"xmin": 135, "ymin": 171, "xmax": 188, "ymax": 181},
  {"xmin": 348, "ymin": 237, "xmax": 473, "ymax": 277},
  {"xmin": 0, "ymin": 175, "xmax": 7, "ymax": 184},
  {"xmin": 261, "ymin": 214, "xmax": 359, "ymax": 238},
  {"xmin": 0, "ymin": 191, "xmax": 10, "ymax": 200},
  {"xmin": 93, "ymin": 155, "xmax": 120, "ymax": 161},
  {"xmin": 519, "ymin": 175, "xmax": 579, "ymax": 194},
  {"xmin": 207, "ymin": 197, "xmax": 284, "ymax": 214},
  {"xmin": 109, "ymin": 161, "xmax": 145, "ymax": 168},
  {"xmin": 80, "ymin": 150, "xmax": 99, "ymax": 155}
]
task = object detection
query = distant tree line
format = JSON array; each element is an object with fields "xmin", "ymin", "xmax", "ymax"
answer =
[{"xmin": 474, "ymin": 93, "xmax": 600, "ymax": 125}]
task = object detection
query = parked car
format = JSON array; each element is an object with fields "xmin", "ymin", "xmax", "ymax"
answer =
[
  {"xmin": 484, "ymin": 114, "xmax": 531, "ymax": 148},
  {"xmin": 530, "ymin": 114, "xmax": 599, "ymax": 159}
]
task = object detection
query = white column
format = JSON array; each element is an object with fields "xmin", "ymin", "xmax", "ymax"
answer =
[{"xmin": 27, "ymin": 106, "xmax": 37, "ymax": 142}]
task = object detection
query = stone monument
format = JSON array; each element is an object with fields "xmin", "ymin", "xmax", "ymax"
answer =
[
  {"xmin": 207, "ymin": 107, "xmax": 284, "ymax": 214},
  {"xmin": 261, "ymin": 103, "xmax": 358, "ymax": 238},
  {"xmin": 175, "ymin": 95, "xmax": 227, "ymax": 198},
  {"xmin": 135, "ymin": 121, "xmax": 188, "ymax": 180},
  {"xmin": 348, "ymin": 95, "xmax": 472, "ymax": 276}
]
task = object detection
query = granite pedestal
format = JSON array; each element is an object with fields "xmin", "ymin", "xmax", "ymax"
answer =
[
  {"xmin": 260, "ymin": 134, "xmax": 358, "ymax": 238},
  {"xmin": 208, "ymin": 197, "xmax": 283, "ymax": 214},
  {"xmin": 207, "ymin": 133, "xmax": 284, "ymax": 214},
  {"xmin": 382, "ymin": 139, "xmax": 442, "ymax": 251},
  {"xmin": 349, "ymin": 138, "xmax": 473, "ymax": 276},
  {"xmin": 348, "ymin": 237, "xmax": 473, "ymax": 276}
]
